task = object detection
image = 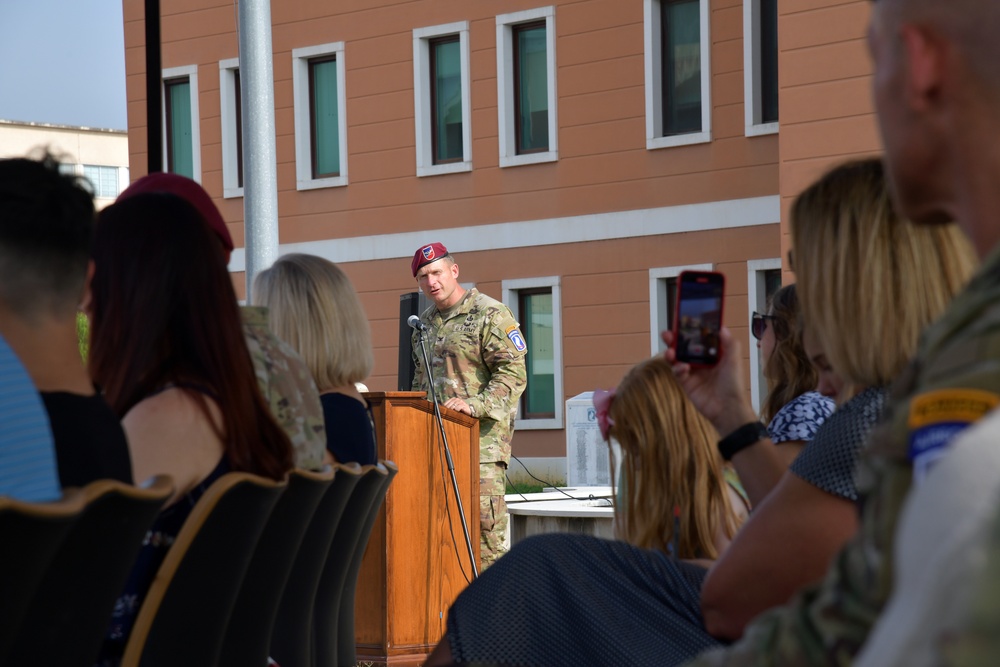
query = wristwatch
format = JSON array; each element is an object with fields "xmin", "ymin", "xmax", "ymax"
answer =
[{"xmin": 717, "ymin": 421, "xmax": 770, "ymax": 461}]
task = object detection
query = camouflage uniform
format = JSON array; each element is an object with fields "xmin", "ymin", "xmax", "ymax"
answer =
[
  {"xmin": 686, "ymin": 247, "xmax": 1000, "ymax": 666},
  {"xmin": 411, "ymin": 288, "xmax": 527, "ymax": 569},
  {"xmin": 242, "ymin": 306, "xmax": 327, "ymax": 470}
]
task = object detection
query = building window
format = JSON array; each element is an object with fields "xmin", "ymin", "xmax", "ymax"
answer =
[
  {"xmin": 83, "ymin": 165, "xmax": 121, "ymax": 199},
  {"xmin": 744, "ymin": 0, "xmax": 779, "ymax": 135},
  {"xmin": 292, "ymin": 42, "xmax": 348, "ymax": 190},
  {"xmin": 496, "ymin": 7, "xmax": 558, "ymax": 168},
  {"xmin": 413, "ymin": 22, "xmax": 472, "ymax": 177},
  {"xmin": 644, "ymin": 0, "xmax": 712, "ymax": 149},
  {"xmin": 503, "ymin": 277, "xmax": 563, "ymax": 430},
  {"xmin": 648, "ymin": 264, "xmax": 713, "ymax": 354},
  {"xmin": 219, "ymin": 58, "xmax": 243, "ymax": 198},
  {"xmin": 747, "ymin": 259, "xmax": 782, "ymax": 412},
  {"xmin": 162, "ymin": 65, "xmax": 201, "ymax": 180}
]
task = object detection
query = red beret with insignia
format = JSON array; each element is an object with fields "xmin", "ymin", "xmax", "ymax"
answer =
[{"xmin": 412, "ymin": 242, "xmax": 449, "ymax": 277}]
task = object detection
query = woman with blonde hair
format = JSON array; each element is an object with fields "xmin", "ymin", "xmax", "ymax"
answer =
[
  {"xmin": 253, "ymin": 253, "xmax": 377, "ymax": 465},
  {"xmin": 595, "ymin": 356, "xmax": 747, "ymax": 559}
]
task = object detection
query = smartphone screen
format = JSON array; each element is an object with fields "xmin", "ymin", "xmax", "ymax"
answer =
[{"xmin": 673, "ymin": 271, "xmax": 725, "ymax": 367}]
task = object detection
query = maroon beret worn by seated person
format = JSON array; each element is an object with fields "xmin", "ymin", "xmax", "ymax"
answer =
[
  {"xmin": 117, "ymin": 172, "xmax": 234, "ymax": 255},
  {"xmin": 412, "ymin": 242, "xmax": 449, "ymax": 277}
]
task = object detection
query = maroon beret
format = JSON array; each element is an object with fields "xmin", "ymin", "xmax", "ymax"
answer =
[
  {"xmin": 118, "ymin": 172, "xmax": 234, "ymax": 256},
  {"xmin": 412, "ymin": 242, "xmax": 449, "ymax": 277}
]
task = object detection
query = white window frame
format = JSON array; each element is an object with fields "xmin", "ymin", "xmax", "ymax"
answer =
[
  {"xmin": 648, "ymin": 263, "xmax": 713, "ymax": 355},
  {"xmin": 219, "ymin": 58, "xmax": 243, "ymax": 198},
  {"xmin": 413, "ymin": 22, "xmax": 473, "ymax": 177},
  {"xmin": 503, "ymin": 276, "xmax": 563, "ymax": 430},
  {"xmin": 643, "ymin": 0, "xmax": 712, "ymax": 150},
  {"xmin": 496, "ymin": 6, "xmax": 559, "ymax": 168},
  {"xmin": 161, "ymin": 64, "xmax": 202, "ymax": 182},
  {"xmin": 743, "ymin": 0, "xmax": 779, "ymax": 136},
  {"xmin": 747, "ymin": 258, "xmax": 782, "ymax": 413},
  {"xmin": 292, "ymin": 42, "xmax": 349, "ymax": 191}
]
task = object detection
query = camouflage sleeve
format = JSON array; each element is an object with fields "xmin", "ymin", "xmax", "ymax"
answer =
[{"xmin": 465, "ymin": 310, "xmax": 527, "ymax": 422}]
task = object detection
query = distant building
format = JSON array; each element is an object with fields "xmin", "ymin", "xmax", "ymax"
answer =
[
  {"xmin": 121, "ymin": 0, "xmax": 880, "ymax": 478},
  {"xmin": 0, "ymin": 119, "xmax": 129, "ymax": 210}
]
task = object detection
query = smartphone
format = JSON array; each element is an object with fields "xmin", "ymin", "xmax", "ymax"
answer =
[{"xmin": 673, "ymin": 271, "xmax": 725, "ymax": 367}]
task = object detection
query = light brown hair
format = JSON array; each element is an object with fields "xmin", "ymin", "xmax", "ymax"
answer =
[
  {"xmin": 253, "ymin": 254, "xmax": 374, "ymax": 390},
  {"xmin": 760, "ymin": 284, "xmax": 818, "ymax": 424},
  {"xmin": 608, "ymin": 356, "xmax": 741, "ymax": 559},
  {"xmin": 791, "ymin": 158, "xmax": 977, "ymax": 394}
]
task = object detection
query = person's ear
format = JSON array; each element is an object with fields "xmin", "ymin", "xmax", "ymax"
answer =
[
  {"xmin": 78, "ymin": 260, "xmax": 96, "ymax": 316},
  {"xmin": 900, "ymin": 23, "xmax": 943, "ymax": 112},
  {"xmin": 450, "ymin": 262, "xmax": 460, "ymax": 279}
]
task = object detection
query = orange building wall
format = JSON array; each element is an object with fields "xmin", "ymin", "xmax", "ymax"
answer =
[{"xmin": 121, "ymin": 0, "xmax": 886, "ymax": 462}]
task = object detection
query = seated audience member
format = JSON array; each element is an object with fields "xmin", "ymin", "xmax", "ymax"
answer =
[
  {"xmin": 753, "ymin": 284, "xmax": 834, "ymax": 466},
  {"xmin": 595, "ymin": 356, "xmax": 748, "ymax": 559},
  {"xmin": 116, "ymin": 172, "xmax": 327, "ymax": 471},
  {"xmin": 253, "ymin": 254, "xmax": 377, "ymax": 465},
  {"xmin": 89, "ymin": 192, "xmax": 294, "ymax": 664},
  {"xmin": 0, "ymin": 333, "xmax": 59, "ymax": 502},
  {"xmin": 0, "ymin": 155, "xmax": 131, "ymax": 489},
  {"xmin": 424, "ymin": 158, "xmax": 976, "ymax": 667}
]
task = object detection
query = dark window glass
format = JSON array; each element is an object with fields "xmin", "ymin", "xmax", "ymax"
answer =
[
  {"xmin": 234, "ymin": 69, "xmax": 243, "ymax": 188},
  {"xmin": 764, "ymin": 268, "xmax": 782, "ymax": 303},
  {"xmin": 309, "ymin": 56, "xmax": 340, "ymax": 178},
  {"xmin": 430, "ymin": 36, "xmax": 463, "ymax": 164},
  {"xmin": 660, "ymin": 0, "xmax": 702, "ymax": 136},
  {"xmin": 165, "ymin": 77, "xmax": 194, "ymax": 178},
  {"xmin": 666, "ymin": 277, "xmax": 678, "ymax": 331},
  {"xmin": 513, "ymin": 21, "xmax": 549, "ymax": 154},
  {"xmin": 518, "ymin": 288, "xmax": 555, "ymax": 419},
  {"xmin": 760, "ymin": 0, "xmax": 778, "ymax": 123}
]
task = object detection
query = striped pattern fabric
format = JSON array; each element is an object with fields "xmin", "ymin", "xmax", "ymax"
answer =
[{"xmin": 0, "ymin": 335, "xmax": 58, "ymax": 501}]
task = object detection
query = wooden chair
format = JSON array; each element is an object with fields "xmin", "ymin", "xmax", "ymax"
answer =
[
  {"xmin": 0, "ymin": 488, "xmax": 86, "ymax": 663},
  {"xmin": 121, "ymin": 472, "xmax": 285, "ymax": 667},
  {"xmin": 6, "ymin": 475, "xmax": 173, "ymax": 667},
  {"xmin": 218, "ymin": 467, "xmax": 335, "ymax": 667},
  {"xmin": 271, "ymin": 463, "xmax": 362, "ymax": 667},
  {"xmin": 313, "ymin": 461, "xmax": 397, "ymax": 667}
]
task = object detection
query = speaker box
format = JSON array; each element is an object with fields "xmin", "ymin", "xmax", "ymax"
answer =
[{"xmin": 398, "ymin": 291, "xmax": 431, "ymax": 390}]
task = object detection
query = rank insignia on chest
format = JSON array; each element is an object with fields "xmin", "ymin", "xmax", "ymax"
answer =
[
  {"xmin": 506, "ymin": 325, "xmax": 527, "ymax": 352},
  {"xmin": 907, "ymin": 388, "xmax": 1000, "ymax": 483}
]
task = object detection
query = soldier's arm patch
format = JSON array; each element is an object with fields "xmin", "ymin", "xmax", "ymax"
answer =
[
  {"xmin": 907, "ymin": 389, "xmax": 1000, "ymax": 483},
  {"xmin": 505, "ymin": 325, "xmax": 527, "ymax": 353}
]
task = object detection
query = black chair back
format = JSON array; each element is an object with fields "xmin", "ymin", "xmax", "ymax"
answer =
[
  {"xmin": 271, "ymin": 463, "xmax": 362, "ymax": 667},
  {"xmin": 121, "ymin": 472, "xmax": 285, "ymax": 667},
  {"xmin": 6, "ymin": 476, "xmax": 172, "ymax": 667},
  {"xmin": 219, "ymin": 467, "xmax": 334, "ymax": 667}
]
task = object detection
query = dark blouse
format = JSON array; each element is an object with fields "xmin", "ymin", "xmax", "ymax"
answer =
[{"xmin": 320, "ymin": 392, "xmax": 377, "ymax": 465}]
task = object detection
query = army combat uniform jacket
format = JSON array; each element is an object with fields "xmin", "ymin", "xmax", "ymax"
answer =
[
  {"xmin": 242, "ymin": 306, "xmax": 327, "ymax": 471},
  {"xmin": 411, "ymin": 288, "xmax": 527, "ymax": 465},
  {"xmin": 687, "ymin": 247, "xmax": 1000, "ymax": 666}
]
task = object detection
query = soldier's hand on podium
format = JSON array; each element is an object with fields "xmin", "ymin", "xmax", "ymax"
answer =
[{"xmin": 444, "ymin": 397, "xmax": 473, "ymax": 415}]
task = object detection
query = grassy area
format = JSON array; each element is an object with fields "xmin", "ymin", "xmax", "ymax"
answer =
[{"xmin": 505, "ymin": 479, "xmax": 547, "ymax": 496}]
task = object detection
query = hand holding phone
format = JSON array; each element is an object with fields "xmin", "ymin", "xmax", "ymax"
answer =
[{"xmin": 672, "ymin": 271, "xmax": 725, "ymax": 367}]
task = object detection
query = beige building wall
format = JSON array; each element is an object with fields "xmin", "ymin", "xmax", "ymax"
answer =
[
  {"xmin": 0, "ymin": 120, "xmax": 130, "ymax": 209},
  {"xmin": 121, "ymin": 0, "xmax": 885, "ymax": 470}
]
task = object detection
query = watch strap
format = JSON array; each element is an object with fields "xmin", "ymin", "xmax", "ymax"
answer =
[{"xmin": 718, "ymin": 421, "xmax": 770, "ymax": 461}]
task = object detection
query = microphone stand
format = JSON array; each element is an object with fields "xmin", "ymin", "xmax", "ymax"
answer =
[{"xmin": 417, "ymin": 325, "xmax": 480, "ymax": 580}]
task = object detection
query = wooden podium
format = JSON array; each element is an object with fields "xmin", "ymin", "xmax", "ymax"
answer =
[{"xmin": 354, "ymin": 392, "xmax": 480, "ymax": 666}]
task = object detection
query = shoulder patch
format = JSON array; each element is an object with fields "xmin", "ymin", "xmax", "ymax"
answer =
[
  {"xmin": 907, "ymin": 389, "xmax": 1000, "ymax": 482},
  {"xmin": 505, "ymin": 325, "xmax": 527, "ymax": 352}
]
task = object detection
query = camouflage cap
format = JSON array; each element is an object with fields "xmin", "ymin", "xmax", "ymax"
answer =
[{"xmin": 412, "ymin": 242, "xmax": 449, "ymax": 277}]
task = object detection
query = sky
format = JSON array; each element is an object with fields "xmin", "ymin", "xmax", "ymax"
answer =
[{"xmin": 0, "ymin": 0, "xmax": 128, "ymax": 130}]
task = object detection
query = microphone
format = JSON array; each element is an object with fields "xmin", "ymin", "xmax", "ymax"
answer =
[{"xmin": 407, "ymin": 315, "xmax": 427, "ymax": 331}]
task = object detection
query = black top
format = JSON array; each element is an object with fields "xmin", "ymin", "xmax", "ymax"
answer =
[
  {"xmin": 320, "ymin": 392, "xmax": 377, "ymax": 465},
  {"xmin": 41, "ymin": 390, "xmax": 132, "ymax": 488}
]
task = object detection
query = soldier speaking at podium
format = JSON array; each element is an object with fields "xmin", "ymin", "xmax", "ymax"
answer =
[{"xmin": 409, "ymin": 242, "xmax": 527, "ymax": 568}]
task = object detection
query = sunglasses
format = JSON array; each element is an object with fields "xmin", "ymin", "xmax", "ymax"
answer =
[{"xmin": 751, "ymin": 312, "xmax": 778, "ymax": 341}]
